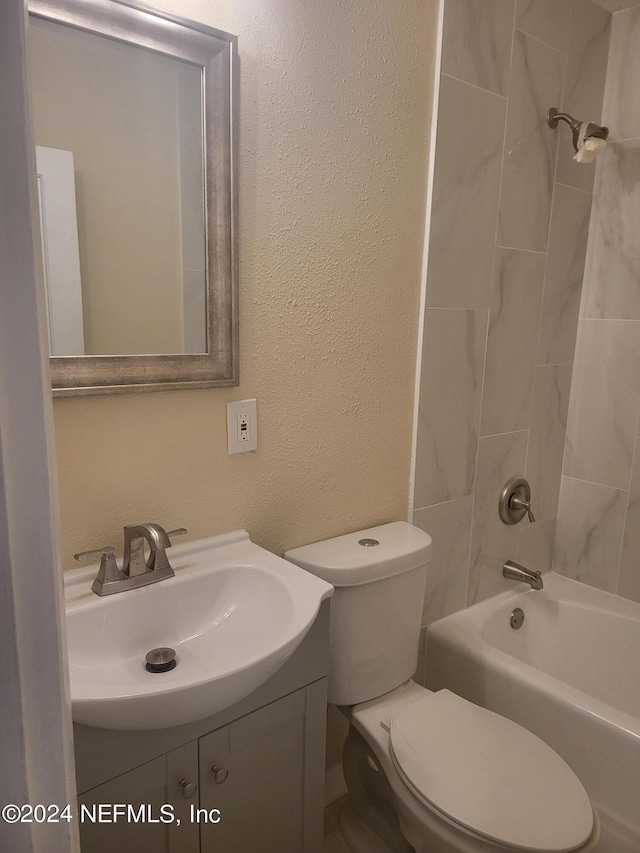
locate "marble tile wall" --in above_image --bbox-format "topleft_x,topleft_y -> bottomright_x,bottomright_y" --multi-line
412,0 -> 611,628
554,5 -> 640,603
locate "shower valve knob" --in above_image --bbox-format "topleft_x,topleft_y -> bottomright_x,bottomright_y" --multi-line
509,493 -> 536,524
499,477 -> 536,525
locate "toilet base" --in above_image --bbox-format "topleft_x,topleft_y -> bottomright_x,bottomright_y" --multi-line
342,726 -> 414,852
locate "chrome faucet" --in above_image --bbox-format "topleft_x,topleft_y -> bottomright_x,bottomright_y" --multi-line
503,560 -> 544,590
74,524 -> 188,596
123,523 -> 178,576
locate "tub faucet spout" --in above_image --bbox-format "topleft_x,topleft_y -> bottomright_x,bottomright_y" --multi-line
503,560 -> 543,590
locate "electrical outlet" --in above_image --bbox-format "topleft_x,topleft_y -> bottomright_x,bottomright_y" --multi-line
227,399 -> 257,454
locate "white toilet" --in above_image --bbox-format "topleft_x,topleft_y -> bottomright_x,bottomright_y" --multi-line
285,522 -> 600,853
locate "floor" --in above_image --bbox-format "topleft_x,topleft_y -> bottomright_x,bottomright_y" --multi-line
323,797 -> 353,853
323,796 -> 399,853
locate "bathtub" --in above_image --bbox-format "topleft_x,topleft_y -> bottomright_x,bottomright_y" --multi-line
425,573 -> 640,853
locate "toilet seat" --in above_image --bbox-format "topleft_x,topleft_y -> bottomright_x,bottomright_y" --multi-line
388,690 -> 594,853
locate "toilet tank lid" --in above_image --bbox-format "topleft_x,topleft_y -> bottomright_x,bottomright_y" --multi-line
284,521 -> 432,586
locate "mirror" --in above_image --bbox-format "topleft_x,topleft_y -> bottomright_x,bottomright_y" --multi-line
27,0 -> 238,395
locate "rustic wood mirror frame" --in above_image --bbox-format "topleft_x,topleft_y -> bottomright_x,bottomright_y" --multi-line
28,0 -> 238,396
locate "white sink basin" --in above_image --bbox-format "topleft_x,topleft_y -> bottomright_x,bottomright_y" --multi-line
64,530 -> 333,731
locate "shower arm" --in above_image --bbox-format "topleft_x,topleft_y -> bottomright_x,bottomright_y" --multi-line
547,108 -> 581,134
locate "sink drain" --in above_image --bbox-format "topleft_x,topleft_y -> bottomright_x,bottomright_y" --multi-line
145,647 -> 177,673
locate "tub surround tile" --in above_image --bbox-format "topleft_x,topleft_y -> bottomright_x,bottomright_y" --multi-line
426,75 -> 506,310
497,31 -> 565,252
467,430 -> 528,605
618,438 -> 640,603
554,2 -> 640,605
581,141 -> 640,320
517,517 -> 556,574
415,0 -> 615,615
413,497 -> 472,626
603,5 -> 640,141
563,319 -> 640,490
554,476 -> 626,592
480,248 -> 545,437
516,0 -> 572,52
526,364 -> 572,522
555,0 -> 611,193
414,309 -> 486,507
442,0 -> 515,96
537,184 -> 592,365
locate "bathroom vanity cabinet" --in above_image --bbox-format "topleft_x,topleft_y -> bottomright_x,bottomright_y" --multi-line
73,601 -> 329,853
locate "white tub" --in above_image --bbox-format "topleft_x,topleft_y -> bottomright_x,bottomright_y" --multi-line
425,573 -> 640,853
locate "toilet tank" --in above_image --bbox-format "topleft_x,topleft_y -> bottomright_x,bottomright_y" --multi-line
285,522 -> 432,705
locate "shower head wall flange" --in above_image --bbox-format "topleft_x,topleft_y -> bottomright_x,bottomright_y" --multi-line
548,107 -> 580,133
548,107 -> 609,153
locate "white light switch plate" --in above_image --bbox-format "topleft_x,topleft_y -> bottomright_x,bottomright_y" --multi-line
227,399 -> 257,454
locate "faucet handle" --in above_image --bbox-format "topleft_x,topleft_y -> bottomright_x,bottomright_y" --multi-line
167,527 -> 188,541
74,545 -> 116,563
74,545 -> 123,589
509,494 -> 536,524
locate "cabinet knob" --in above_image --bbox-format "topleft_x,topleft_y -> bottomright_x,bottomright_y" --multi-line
211,765 -> 229,784
179,778 -> 198,799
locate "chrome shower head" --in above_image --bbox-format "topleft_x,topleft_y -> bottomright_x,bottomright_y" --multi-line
548,107 -> 609,163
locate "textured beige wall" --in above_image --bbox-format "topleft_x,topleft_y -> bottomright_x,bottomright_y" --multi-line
52,0 -> 438,568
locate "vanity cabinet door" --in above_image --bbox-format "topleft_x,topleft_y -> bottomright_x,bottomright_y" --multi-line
198,689 -> 306,853
78,740 -> 199,853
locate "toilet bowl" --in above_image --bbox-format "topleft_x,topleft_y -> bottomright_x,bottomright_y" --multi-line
346,681 -> 599,853
285,522 -> 600,853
